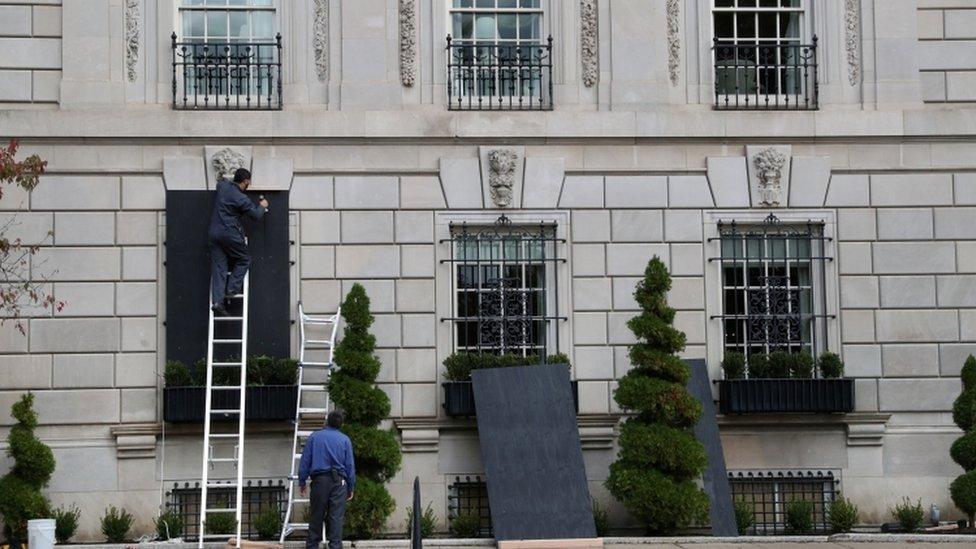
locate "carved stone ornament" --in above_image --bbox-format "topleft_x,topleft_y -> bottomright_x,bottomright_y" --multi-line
753,148 -> 789,207
487,149 -> 519,208
580,0 -> 598,88
125,0 -> 140,82
212,148 -> 248,182
400,0 -> 417,86
313,0 -> 329,82
666,0 -> 680,86
845,0 -> 860,86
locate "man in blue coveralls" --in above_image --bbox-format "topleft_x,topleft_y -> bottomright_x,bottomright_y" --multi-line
209,168 -> 268,316
299,410 -> 356,549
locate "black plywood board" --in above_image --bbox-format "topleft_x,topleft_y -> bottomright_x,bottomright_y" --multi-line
165,190 -> 290,367
471,365 -> 596,541
685,359 -> 738,536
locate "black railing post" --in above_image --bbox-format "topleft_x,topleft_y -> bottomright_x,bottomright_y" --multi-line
171,32 -> 178,109
411,477 -> 423,548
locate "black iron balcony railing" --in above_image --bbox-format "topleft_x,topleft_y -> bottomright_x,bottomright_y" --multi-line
712,36 -> 818,111
171,33 -> 282,111
447,36 -> 553,111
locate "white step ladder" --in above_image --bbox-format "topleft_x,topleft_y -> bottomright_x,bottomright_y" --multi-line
279,302 -> 342,543
198,272 -> 250,549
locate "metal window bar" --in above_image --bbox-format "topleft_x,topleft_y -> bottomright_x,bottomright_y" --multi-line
440,215 -> 566,359
446,36 -> 553,111
729,470 -> 839,535
166,479 -> 288,541
448,475 -> 492,538
709,214 -> 833,375
712,37 -> 818,110
172,33 -> 283,111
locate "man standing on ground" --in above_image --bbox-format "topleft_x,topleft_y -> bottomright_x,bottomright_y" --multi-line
209,167 -> 268,315
299,410 -> 356,549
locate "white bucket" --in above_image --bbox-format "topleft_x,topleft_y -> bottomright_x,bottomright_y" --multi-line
28,518 -> 56,549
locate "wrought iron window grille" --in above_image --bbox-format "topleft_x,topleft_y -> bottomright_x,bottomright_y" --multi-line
729,469 -> 839,534
440,215 -> 566,360
171,33 -> 283,111
446,36 -> 554,111
709,214 -> 834,375
448,475 -> 493,537
712,36 -> 819,110
166,479 -> 287,541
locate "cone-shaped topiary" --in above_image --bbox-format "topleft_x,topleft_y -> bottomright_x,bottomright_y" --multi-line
952,355 -> 976,527
327,284 -> 400,539
0,393 -> 55,545
606,257 -> 709,534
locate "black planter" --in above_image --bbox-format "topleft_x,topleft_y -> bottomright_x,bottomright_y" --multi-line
718,378 -> 855,414
163,385 -> 298,422
443,380 -> 580,417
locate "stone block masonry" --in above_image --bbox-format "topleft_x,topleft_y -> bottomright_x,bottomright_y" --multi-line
0,2 -> 61,102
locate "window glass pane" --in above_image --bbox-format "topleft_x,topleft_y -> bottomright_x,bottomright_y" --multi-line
229,11 -> 248,37
475,0 -> 495,7
497,13 -> 517,40
736,12 -> 756,39
252,11 -> 273,38
714,12 -> 734,39
205,0 -> 227,5
454,0 -> 474,7
207,11 -> 228,37
758,12 -> 777,38
183,11 -> 205,37
250,0 -> 273,5
498,0 -> 517,7
780,12 -> 800,38
519,13 -> 539,40
520,0 -> 539,7
184,0 -> 205,5
475,14 -> 496,40
715,0 -> 734,6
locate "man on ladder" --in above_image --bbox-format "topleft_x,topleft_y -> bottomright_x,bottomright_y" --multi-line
209,167 -> 268,316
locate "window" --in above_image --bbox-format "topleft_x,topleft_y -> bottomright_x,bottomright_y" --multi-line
712,0 -> 818,109
444,215 -> 562,357
166,480 -> 286,541
729,470 -> 839,534
447,0 -> 553,110
173,0 -> 281,110
715,214 -> 830,368
448,475 -> 492,537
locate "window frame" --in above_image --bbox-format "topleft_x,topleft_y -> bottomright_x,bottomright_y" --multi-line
728,469 -> 840,535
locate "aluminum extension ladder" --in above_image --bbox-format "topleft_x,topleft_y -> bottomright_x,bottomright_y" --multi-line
198,272 -> 250,549
279,301 -> 342,543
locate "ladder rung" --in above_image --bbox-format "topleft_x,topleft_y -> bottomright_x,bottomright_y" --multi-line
211,409 -> 241,415
213,339 -> 243,344
296,430 -> 313,438
213,362 -> 243,368
227,293 -> 245,299
285,523 -> 309,531
213,317 -> 244,321
300,362 -> 334,368
299,384 -> 327,391
205,508 -> 237,514
206,482 -> 237,488
209,457 -> 238,463
209,433 -> 241,439
211,386 -> 242,391
293,498 -> 310,504
304,340 -> 333,346
298,407 -> 328,414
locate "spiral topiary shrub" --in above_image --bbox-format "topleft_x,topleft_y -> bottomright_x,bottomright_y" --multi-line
952,355 -> 976,527
328,284 -> 400,539
605,256 -> 709,534
0,393 -> 55,545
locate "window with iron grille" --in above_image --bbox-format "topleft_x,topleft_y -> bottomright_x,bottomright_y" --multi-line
442,215 -> 564,357
166,480 -> 287,541
729,470 -> 839,534
447,1 -> 552,110
448,475 -> 493,537
713,214 -> 832,372
712,0 -> 818,110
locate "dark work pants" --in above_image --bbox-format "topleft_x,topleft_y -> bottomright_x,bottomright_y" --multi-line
307,471 -> 347,549
209,232 -> 250,305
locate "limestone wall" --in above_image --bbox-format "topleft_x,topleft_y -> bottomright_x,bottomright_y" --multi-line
919,0 -> 976,103
0,0 -> 62,103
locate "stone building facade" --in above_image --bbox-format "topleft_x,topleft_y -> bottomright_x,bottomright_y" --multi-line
0,0 -> 975,540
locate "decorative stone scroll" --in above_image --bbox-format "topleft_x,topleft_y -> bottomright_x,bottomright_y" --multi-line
212,148 -> 248,182
753,147 -> 789,207
487,149 -> 519,208
125,0 -> 140,82
666,0 -> 680,86
400,0 -> 417,86
580,0 -> 598,88
845,0 -> 860,86
313,0 -> 329,82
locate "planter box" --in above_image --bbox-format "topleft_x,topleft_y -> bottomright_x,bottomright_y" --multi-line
163,385 -> 298,423
443,380 -> 579,418
718,378 -> 854,414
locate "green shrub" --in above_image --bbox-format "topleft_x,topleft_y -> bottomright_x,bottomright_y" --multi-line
0,393 -> 55,543
592,499 -> 610,537
442,352 -> 573,382
606,257 -> 709,534
828,495 -> 859,534
449,512 -> 482,538
963,356 -> 976,389
101,506 -> 134,542
747,353 -> 771,379
154,509 -> 184,541
818,352 -> 844,379
403,502 -> 437,539
246,355 -> 276,385
722,352 -> 746,380
952,355 -> 976,527
252,506 -> 283,540
951,471 -> 976,529
53,505 -> 81,544
789,353 -> 815,379
733,501 -> 754,535
164,360 -> 192,387
204,511 -> 237,536
766,351 -> 793,378
891,498 -> 925,532
270,358 -> 299,385
952,432 -> 976,471
785,500 -> 814,535
328,284 -> 401,540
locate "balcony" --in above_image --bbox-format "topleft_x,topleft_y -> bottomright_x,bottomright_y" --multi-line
712,37 -> 819,111
446,36 -> 553,111
171,33 -> 282,111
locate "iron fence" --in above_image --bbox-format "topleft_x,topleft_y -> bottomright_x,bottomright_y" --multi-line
712,37 -> 819,110
171,33 -> 283,110
729,470 -> 839,534
166,479 -> 287,541
447,36 -> 553,111
448,475 -> 492,537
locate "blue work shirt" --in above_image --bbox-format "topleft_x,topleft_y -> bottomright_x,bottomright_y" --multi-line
209,179 -> 265,239
298,427 -> 356,492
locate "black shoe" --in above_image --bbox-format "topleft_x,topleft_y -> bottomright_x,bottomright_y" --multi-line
212,303 -> 229,316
